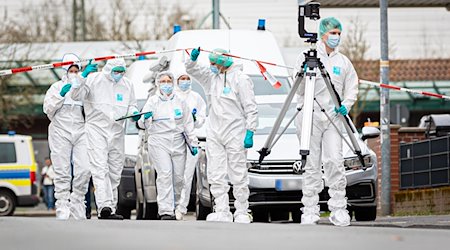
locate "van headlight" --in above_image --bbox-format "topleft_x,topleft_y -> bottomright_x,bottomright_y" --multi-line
344,155 -> 373,170
124,154 -> 137,168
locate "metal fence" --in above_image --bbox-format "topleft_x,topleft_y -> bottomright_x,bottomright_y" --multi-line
400,135 -> 450,189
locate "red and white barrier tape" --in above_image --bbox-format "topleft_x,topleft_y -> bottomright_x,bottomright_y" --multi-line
2,47 -> 448,99
360,80 -> 450,100
0,48 -> 187,77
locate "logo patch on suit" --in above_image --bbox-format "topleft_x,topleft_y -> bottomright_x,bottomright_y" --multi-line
174,108 -> 182,118
333,66 -> 341,76
116,93 -> 123,101
223,86 -> 231,95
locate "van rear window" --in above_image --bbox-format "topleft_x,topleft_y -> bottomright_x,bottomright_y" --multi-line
0,142 -> 17,164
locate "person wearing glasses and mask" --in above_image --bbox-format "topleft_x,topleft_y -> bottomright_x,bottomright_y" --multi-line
71,58 -> 139,220
138,71 -> 198,220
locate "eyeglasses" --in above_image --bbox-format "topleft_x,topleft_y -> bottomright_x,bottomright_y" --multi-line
112,71 -> 125,75
159,80 -> 173,84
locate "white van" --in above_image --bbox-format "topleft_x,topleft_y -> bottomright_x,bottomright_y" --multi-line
0,133 -> 40,216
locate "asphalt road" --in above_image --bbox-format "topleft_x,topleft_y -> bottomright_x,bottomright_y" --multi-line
1,217 -> 450,250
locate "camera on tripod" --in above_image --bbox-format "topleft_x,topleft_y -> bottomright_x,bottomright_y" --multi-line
298,1 -> 321,43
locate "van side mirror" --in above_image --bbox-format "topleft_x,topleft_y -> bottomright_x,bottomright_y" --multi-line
361,126 -> 380,141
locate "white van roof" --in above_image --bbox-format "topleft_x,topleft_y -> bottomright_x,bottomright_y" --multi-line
167,29 -> 289,77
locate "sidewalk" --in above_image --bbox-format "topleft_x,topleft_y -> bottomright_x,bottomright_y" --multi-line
13,204 -> 450,229
320,215 -> 450,229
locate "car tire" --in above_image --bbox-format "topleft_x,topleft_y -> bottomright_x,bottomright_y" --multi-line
291,209 -> 301,223
354,206 -> 377,221
143,202 -> 158,220
136,200 -> 144,220
270,210 -> 290,221
187,173 -> 197,212
252,208 -> 269,223
116,205 -> 132,219
0,190 -> 16,216
196,198 -> 210,220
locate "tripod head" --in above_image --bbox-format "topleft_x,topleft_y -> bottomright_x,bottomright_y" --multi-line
298,1 -> 320,44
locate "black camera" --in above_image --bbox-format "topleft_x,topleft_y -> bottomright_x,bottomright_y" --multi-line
298,1 -> 321,43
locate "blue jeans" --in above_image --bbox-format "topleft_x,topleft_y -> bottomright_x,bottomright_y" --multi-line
43,185 -> 55,210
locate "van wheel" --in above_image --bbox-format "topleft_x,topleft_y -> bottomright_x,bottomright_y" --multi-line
354,206 -> 377,221
136,201 -> 144,220
143,202 -> 158,220
196,198 -> 211,220
252,208 -> 269,223
116,205 -> 132,219
0,190 -> 16,216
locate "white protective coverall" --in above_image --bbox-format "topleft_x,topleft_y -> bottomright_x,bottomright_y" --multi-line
174,73 -> 207,215
43,55 -> 91,220
139,85 -> 198,216
293,41 -> 358,225
185,60 -> 258,221
71,58 -> 138,215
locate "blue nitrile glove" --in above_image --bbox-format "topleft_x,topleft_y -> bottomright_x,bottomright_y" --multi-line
144,111 -> 153,120
192,108 -> 197,122
334,105 -> 348,116
190,47 -> 200,61
81,59 -> 98,78
244,130 -> 254,149
131,111 -> 141,121
60,83 -> 72,97
191,147 -> 198,156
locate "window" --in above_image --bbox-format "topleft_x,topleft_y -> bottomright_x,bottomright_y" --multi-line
0,142 -> 17,164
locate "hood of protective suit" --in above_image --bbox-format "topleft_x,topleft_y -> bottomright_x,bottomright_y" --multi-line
61,53 -> 82,71
102,58 -> 127,82
224,62 -> 243,75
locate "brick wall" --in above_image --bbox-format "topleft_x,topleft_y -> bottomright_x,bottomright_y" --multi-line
366,126 -> 427,214
394,187 -> 450,215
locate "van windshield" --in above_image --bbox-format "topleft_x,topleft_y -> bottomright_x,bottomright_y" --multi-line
256,102 -> 297,135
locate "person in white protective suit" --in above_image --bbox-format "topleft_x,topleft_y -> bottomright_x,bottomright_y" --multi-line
293,17 -> 358,226
185,48 -> 258,223
173,71 -> 206,221
43,53 -> 97,220
71,58 -> 139,220
138,71 -> 198,220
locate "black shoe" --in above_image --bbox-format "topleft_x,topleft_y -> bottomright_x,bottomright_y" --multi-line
160,214 -> 176,220
100,207 -> 112,218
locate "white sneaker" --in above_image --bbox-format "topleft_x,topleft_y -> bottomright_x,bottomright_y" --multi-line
56,203 -> 70,220
70,201 -> 86,220
234,213 -> 252,224
206,212 -> 233,222
175,209 -> 184,221
329,209 -> 351,227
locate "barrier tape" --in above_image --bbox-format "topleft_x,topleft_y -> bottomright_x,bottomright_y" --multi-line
2,48 -> 448,100
360,80 -> 450,100
0,48 -> 187,77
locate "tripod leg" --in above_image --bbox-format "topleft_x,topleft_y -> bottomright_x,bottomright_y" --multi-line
258,72 -> 304,163
318,64 -> 366,169
296,69 -> 317,174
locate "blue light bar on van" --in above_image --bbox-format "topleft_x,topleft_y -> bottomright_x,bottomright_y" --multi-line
173,25 -> 181,34
8,130 -> 16,136
257,19 -> 266,30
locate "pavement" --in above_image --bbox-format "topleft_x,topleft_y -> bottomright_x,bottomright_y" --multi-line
13,202 -> 450,229
1,216 -> 450,250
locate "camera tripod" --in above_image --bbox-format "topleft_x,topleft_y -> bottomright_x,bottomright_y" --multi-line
257,1 -> 366,173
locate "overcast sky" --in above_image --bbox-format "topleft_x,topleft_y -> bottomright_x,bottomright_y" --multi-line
2,0 -> 450,60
